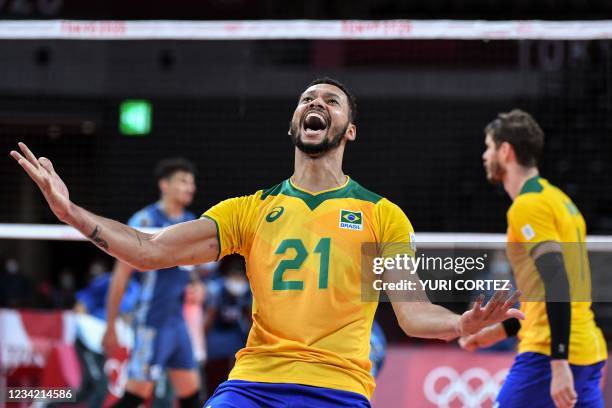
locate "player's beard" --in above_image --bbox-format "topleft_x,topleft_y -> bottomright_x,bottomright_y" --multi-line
486,156 -> 506,184
289,121 -> 348,157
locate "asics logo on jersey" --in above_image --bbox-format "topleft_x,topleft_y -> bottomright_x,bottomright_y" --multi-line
266,206 -> 285,222
339,210 -> 363,231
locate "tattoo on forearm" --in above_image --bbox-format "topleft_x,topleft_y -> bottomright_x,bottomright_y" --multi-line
88,225 -> 109,250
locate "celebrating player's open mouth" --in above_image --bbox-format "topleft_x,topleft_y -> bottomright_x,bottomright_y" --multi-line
302,110 -> 329,140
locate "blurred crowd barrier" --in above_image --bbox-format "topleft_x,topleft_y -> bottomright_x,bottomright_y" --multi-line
0,309 -> 133,407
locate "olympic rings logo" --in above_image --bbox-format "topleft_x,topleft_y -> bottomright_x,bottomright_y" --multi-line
423,366 -> 508,408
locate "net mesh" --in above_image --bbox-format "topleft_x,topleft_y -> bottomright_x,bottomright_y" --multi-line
1,30 -> 611,327
1,38 -> 611,232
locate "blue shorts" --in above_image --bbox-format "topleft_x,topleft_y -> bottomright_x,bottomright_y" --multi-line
127,321 -> 196,381
497,352 -> 605,408
204,380 -> 371,408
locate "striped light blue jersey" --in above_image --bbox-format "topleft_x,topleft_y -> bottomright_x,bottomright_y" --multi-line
129,202 -> 195,327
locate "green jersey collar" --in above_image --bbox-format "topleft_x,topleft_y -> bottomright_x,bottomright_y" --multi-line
519,175 -> 544,195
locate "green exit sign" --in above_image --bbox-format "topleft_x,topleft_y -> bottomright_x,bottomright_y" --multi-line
119,100 -> 152,136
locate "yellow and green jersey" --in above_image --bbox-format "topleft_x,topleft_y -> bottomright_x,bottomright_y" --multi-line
203,177 -> 414,399
506,176 -> 607,364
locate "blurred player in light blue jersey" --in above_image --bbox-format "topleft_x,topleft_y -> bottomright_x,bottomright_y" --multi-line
102,158 -> 201,408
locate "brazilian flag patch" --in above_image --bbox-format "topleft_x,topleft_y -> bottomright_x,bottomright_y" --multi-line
339,210 -> 363,231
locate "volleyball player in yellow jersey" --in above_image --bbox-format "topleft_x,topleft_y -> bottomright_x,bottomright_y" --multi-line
11,78 -> 523,408
460,110 -> 607,408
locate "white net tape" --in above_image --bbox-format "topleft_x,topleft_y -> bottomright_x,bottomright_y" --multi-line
1,224 -> 611,250
0,20 -> 610,40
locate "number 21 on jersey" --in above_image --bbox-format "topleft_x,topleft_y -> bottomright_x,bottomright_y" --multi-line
272,238 -> 331,291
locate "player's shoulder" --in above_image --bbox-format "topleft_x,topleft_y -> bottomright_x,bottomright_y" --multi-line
510,177 -> 554,210
128,203 -> 158,227
511,192 -> 544,211
203,187 -> 271,221
508,178 -> 558,222
340,180 -> 411,221
346,179 -> 384,204
260,180 -> 285,200
367,192 -> 413,234
369,194 -> 404,219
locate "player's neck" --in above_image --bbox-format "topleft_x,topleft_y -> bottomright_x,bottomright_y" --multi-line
292,148 -> 347,193
504,166 -> 539,200
159,197 -> 184,219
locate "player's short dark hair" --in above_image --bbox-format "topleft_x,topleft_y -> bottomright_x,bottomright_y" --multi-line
154,157 -> 196,181
485,109 -> 544,168
306,77 -> 357,124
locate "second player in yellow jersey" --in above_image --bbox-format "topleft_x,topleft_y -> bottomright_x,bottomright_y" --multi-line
506,175 -> 606,365
461,109 -> 607,408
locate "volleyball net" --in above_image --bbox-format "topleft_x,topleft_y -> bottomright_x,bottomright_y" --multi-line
1,18 -> 611,310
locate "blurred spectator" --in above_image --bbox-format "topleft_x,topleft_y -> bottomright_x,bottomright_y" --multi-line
88,258 -> 107,280
370,319 -> 387,378
204,255 -> 252,393
54,267 -> 76,309
0,257 -> 33,308
184,270 -> 208,400
70,262 -> 142,407
34,281 -> 55,309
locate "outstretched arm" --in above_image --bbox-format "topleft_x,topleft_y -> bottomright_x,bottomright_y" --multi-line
384,267 -> 523,341
391,290 -> 523,341
11,142 -> 219,270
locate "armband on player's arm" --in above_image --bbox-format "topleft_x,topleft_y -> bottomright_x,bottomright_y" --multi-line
533,250 -> 571,360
